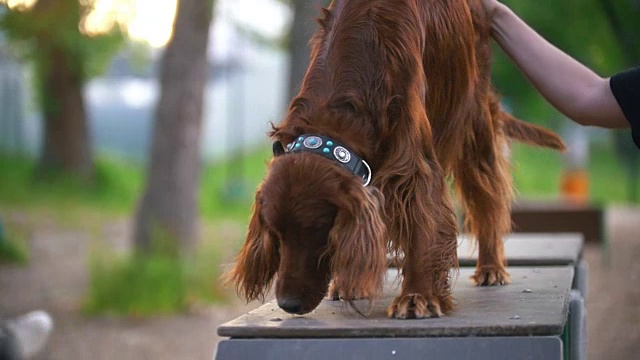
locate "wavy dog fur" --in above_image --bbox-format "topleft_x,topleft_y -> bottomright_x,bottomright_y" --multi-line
226,0 -> 564,319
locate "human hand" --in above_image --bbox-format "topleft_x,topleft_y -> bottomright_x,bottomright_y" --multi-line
481,0 -> 502,19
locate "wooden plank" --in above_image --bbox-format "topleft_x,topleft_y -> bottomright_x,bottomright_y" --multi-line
511,200 -> 604,243
218,267 -> 573,339
457,233 -> 584,267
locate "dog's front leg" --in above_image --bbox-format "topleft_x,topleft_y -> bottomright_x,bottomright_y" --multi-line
378,159 -> 458,319
327,278 -> 372,301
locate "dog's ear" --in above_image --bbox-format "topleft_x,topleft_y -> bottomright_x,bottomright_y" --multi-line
329,186 -> 387,301
225,189 -> 280,302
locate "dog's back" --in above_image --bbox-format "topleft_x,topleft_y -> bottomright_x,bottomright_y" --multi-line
282,0 -> 481,166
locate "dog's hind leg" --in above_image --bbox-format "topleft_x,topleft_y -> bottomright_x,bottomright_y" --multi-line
455,101 -> 512,286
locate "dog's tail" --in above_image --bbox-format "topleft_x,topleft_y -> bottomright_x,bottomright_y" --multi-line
502,111 -> 566,151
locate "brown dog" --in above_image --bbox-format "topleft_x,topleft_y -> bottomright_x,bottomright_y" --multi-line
226,0 -> 565,319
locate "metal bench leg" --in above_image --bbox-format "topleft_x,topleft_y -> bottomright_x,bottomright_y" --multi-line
569,290 -> 587,360
572,260 -> 588,300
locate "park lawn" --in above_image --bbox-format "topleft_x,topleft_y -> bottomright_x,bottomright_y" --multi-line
1,143 -> 636,315
0,143 -> 637,225
0,147 -> 272,223
0,143 -> 637,224
511,143 -> 637,204
0,152 -> 267,315
84,230 -> 233,316
0,222 -> 29,264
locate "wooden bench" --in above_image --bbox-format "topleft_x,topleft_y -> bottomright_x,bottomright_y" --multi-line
511,199 -> 605,243
388,233 -> 587,296
457,233 -> 587,298
457,233 -> 588,360
216,234 -> 586,360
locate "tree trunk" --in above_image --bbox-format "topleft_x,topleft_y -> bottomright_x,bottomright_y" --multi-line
38,46 -> 93,178
134,0 -> 214,254
33,0 -> 93,179
288,0 -> 326,100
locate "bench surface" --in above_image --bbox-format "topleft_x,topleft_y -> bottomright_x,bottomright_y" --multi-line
218,267 -> 573,339
457,233 -> 584,267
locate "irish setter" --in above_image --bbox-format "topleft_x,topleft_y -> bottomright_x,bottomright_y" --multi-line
226,0 -> 565,319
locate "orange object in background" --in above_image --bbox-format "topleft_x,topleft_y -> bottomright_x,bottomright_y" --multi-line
560,169 -> 589,203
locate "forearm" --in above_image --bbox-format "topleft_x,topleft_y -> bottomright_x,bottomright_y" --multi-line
490,4 -> 628,128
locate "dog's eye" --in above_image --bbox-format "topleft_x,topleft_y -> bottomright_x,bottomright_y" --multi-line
310,223 -> 329,233
273,232 -> 284,245
307,218 -> 334,234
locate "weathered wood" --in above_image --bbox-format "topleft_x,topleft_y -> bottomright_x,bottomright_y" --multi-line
218,267 -> 573,339
457,233 -> 584,266
511,200 -> 604,243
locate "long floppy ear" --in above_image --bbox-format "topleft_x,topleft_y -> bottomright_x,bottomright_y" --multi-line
329,186 -> 387,301
224,190 -> 280,302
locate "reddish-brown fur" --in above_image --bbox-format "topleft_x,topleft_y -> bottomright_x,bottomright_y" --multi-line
225,0 -> 565,319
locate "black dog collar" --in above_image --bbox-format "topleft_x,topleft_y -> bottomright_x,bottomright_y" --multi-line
272,135 -> 372,186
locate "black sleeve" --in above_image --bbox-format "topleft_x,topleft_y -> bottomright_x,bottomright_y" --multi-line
610,67 -> 640,149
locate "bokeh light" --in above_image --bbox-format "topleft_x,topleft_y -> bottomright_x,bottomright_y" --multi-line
2,0 -> 178,47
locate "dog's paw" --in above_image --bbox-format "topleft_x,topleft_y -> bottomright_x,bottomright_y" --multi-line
471,265 -> 511,286
327,281 -> 341,301
386,293 -> 445,319
326,280 -> 370,301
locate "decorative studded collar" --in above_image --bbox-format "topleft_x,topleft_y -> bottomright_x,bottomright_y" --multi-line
272,135 -> 372,186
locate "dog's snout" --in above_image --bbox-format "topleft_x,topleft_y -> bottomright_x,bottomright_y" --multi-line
278,298 -> 304,314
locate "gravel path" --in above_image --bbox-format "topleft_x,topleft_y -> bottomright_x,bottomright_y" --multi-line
0,214 -> 258,360
584,207 -> 640,360
1,207 -> 638,359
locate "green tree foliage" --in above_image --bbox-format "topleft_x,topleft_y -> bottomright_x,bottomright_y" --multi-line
492,0 -> 638,128
0,0 -> 124,179
0,0 -> 123,93
493,0 -> 640,202
597,0 -> 640,65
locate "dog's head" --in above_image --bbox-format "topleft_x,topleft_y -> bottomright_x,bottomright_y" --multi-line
227,152 -> 387,315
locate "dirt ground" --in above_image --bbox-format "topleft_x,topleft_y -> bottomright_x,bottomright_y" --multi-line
1,207 -> 639,360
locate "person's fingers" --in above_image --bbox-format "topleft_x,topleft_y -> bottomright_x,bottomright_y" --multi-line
481,0 -> 500,18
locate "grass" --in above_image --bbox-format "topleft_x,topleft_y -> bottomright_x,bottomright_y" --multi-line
0,155 -> 143,222
0,150 -> 272,315
511,142 -> 639,204
0,147 -> 272,222
85,250 -> 187,316
200,147 -> 272,220
0,228 -> 29,264
1,142 -> 635,222
511,144 -> 564,198
2,142 -> 637,315
84,239 -> 229,316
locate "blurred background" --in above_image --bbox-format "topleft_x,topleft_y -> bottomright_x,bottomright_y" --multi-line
0,0 -> 638,359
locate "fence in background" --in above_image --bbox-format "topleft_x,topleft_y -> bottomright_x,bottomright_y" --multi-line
0,47 -> 27,155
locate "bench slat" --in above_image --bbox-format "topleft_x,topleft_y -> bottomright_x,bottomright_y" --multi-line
218,267 -> 573,339
457,233 -> 584,266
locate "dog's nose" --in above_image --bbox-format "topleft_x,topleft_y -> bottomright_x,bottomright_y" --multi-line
278,298 -> 303,314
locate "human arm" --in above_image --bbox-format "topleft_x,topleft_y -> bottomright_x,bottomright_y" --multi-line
483,0 -> 630,129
